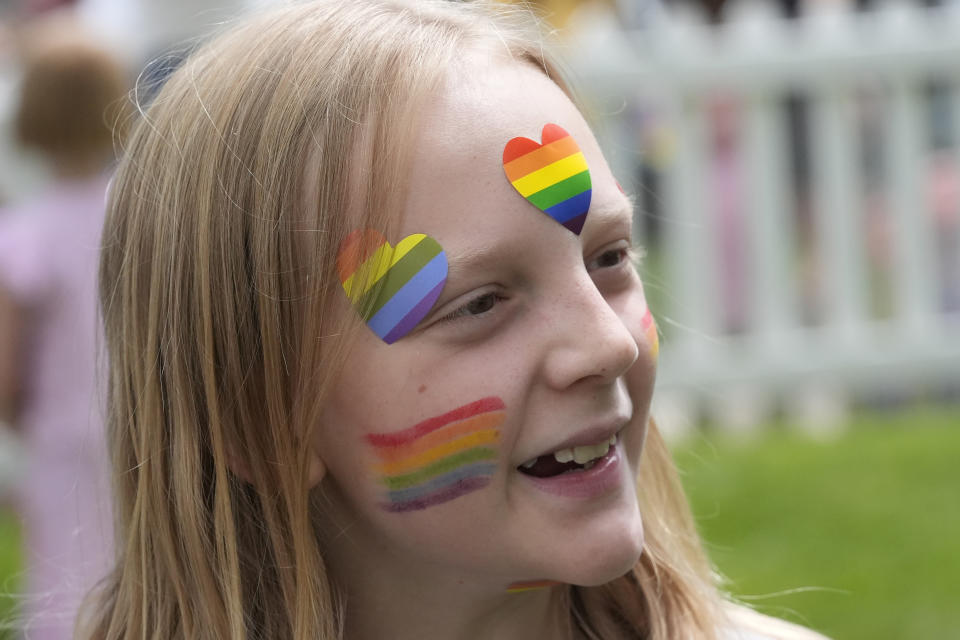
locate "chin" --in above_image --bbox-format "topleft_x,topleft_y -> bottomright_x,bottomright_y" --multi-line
563,513 -> 645,587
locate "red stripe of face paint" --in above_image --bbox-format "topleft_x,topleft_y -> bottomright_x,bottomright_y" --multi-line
365,396 -> 506,448
641,306 -> 654,330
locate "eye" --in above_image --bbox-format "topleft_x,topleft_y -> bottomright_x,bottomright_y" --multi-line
438,291 -> 505,323
585,241 -> 642,294
462,292 -> 497,315
586,242 -> 637,272
588,247 -> 629,270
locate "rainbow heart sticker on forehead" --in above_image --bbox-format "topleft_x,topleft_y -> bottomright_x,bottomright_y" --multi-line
336,229 -> 447,344
502,123 -> 592,234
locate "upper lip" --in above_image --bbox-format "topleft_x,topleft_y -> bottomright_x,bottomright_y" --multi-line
522,414 -> 630,462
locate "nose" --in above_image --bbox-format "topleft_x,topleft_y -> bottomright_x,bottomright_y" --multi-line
540,275 -> 640,390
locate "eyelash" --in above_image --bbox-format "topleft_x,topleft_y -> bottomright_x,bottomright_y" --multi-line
587,247 -> 628,271
586,243 -> 641,272
437,243 -> 641,325
437,290 -> 507,323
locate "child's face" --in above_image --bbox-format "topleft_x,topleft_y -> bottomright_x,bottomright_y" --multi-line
314,59 -> 658,593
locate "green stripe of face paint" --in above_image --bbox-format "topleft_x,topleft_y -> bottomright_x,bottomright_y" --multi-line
354,237 -> 443,320
526,170 -> 591,211
380,446 -> 498,490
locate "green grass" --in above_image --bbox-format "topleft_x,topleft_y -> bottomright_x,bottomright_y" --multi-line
672,407 -> 960,640
0,508 -> 21,640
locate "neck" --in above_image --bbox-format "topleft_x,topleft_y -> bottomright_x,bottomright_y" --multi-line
317,492 -> 576,640
342,574 -> 573,640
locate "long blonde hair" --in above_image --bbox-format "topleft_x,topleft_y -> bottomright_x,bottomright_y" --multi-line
89,1 -> 723,638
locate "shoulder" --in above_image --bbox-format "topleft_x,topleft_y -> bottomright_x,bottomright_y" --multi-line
720,603 -> 831,640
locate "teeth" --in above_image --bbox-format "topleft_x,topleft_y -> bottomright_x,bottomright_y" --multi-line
553,436 -> 615,466
526,433 -> 619,470
572,445 -> 597,464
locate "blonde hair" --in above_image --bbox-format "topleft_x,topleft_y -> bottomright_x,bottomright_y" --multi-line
90,1 -> 724,638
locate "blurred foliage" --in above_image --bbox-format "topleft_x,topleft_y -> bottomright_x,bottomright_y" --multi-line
673,407 -> 960,640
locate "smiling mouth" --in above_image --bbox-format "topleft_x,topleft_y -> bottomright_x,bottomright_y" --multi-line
517,434 -> 618,478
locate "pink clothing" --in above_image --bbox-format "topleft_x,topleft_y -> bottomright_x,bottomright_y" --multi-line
0,175 -> 112,640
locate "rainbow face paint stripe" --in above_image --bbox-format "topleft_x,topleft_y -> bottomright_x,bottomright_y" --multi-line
336,229 -> 447,344
366,397 -> 505,512
506,580 -> 562,594
642,305 -> 659,359
503,123 -> 592,235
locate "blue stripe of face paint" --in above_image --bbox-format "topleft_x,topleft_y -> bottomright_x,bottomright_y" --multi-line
383,462 -> 497,503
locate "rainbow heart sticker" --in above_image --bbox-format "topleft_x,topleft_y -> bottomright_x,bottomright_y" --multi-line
502,123 -> 592,234
336,229 -> 448,344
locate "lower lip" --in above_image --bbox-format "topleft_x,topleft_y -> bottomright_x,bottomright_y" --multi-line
521,443 -> 623,499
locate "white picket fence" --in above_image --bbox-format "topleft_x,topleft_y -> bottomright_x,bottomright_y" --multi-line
568,2 -> 960,428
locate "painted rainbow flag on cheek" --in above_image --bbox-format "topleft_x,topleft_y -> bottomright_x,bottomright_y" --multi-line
641,306 -> 659,359
366,397 -> 505,513
336,229 -> 447,344
506,579 -> 563,594
503,123 -> 592,235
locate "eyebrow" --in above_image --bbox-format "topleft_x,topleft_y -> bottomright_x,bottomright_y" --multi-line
581,198 -> 635,235
442,199 -> 636,281
444,242 -> 509,283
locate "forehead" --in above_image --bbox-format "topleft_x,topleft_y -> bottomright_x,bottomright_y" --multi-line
399,59 -> 617,240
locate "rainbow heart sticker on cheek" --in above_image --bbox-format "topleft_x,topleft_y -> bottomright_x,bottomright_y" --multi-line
336,229 -> 448,344
502,123 -> 592,235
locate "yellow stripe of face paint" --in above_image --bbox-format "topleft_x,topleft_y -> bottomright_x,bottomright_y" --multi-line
375,429 -> 501,475
342,234 -> 427,299
510,152 -> 588,198
647,325 -> 659,358
371,411 -> 506,464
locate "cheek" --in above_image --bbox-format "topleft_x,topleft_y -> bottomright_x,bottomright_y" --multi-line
640,304 -> 659,362
618,288 -> 657,463
361,396 -> 506,513
611,281 -> 659,366
624,278 -> 658,367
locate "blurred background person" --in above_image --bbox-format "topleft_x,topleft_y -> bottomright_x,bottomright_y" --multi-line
0,15 -> 128,640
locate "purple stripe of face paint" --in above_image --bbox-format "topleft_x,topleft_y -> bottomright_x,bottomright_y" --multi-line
384,462 -> 497,503
381,476 -> 491,513
367,251 -> 448,343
